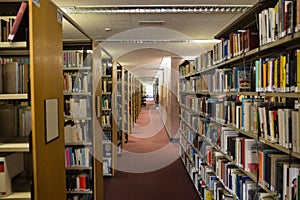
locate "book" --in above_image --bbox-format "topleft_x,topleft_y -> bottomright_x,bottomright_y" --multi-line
292,110 -> 300,152
0,153 -> 24,197
0,64 -> 2,93
3,62 -> 19,94
7,2 -> 27,41
244,139 -> 260,173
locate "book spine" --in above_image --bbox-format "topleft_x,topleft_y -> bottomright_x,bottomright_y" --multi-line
7,2 -> 27,41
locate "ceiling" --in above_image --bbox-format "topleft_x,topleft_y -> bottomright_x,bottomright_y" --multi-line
52,0 -> 258,84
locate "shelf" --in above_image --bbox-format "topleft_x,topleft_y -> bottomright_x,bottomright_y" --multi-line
65,142 -> 92,146
214,0 -> 276,39
259,92 -> 300,98
102,92 -> 112,95
64,117 -> 92,121
66,190 -> 92,194
0,94 -> 28,100
66,166 -> 92,170
0,137 -> 29,152
63,66 -> 91,71
259,137 -> 300,159
0,192 -> 31,200
63,92 -> 91,96
103,173 -> 113,177
0,41 -> 27,49
259,31 -> 300,52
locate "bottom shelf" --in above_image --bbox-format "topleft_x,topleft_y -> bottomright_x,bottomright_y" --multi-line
0,192 -> 30,200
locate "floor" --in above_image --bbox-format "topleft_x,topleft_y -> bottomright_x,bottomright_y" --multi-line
104,101 -> 200,200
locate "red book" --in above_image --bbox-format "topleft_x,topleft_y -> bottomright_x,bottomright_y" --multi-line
79,174 -> 86,191
7,2 -> 27,41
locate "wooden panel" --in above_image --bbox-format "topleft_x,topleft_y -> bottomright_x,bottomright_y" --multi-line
29,0 -> 65,199
92,41 -> 104,200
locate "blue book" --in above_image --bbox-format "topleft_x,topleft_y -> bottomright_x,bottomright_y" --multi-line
232,66 -> 251,92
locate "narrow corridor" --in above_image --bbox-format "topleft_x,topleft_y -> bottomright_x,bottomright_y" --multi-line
104,101 -> 200,200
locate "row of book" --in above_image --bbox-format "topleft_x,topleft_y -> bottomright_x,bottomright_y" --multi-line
103,130 -> 112,141
63,50 -> 92,68
64,97 -> 90,118
0,61 -> 29,94
258,0 -> 300,46
179,60 -> 196,78
181,95 -> 300,153
64,147 -> 91,168
179,66 -> 255,93
103,158 -> 112,175
180,120 -> 300,200
64,120 -> 91,144
179,138 -> 274,200
180,49 -> 300,93
102,79 -> 112,93
0,104 -> 31,137
213,29 -> 259,65
102,113 -> 111,128
63,72 -> 90,93
101,59 -> 112,76
181,117 -> 262,174
255,51 -> 300,93
102,96 -> 111,110
66,173 -> 92,192
103,143 -> 112,158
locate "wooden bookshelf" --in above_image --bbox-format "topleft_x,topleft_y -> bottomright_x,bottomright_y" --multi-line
0,1 -> 66,199
100,49 -> 117,177
61,40 -> 104,200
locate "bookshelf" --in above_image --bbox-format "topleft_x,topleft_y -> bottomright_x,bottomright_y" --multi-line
63,42 -> 94,199
101,49 -> 117,176
63,40 -> 104,200
123,69 -> 130,141
116,63 -> 123,155
179,1 -> 300,199
0,0 -> 66,199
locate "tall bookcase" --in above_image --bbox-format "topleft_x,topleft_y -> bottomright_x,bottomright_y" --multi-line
116,63 -> 123,155
179,1 -> 300,199
101,49 -> 117,176
63,40 -> 103,200
123,68 -> 130,141
0,0 -> 66,199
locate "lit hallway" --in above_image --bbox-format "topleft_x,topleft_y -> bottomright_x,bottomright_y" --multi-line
104,101 -> 200,200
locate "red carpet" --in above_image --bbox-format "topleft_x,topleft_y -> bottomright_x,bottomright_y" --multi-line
104,101 -> 200,200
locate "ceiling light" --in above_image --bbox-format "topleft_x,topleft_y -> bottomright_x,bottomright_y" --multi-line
105,28 -> 111,31
62,5 -> 252,14
98,39 -> 221,44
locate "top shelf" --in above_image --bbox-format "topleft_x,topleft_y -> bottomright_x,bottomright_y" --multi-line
180,31 -> 300,79
215,0 -> 277,39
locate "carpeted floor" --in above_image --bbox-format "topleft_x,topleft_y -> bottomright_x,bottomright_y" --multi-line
104,101 -> 200,200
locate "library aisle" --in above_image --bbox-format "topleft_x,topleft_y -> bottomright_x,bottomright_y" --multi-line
104,101 -> 199,200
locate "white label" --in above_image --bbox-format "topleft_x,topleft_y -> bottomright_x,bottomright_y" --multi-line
32,0 -> 40,7
57,9 -> 63,24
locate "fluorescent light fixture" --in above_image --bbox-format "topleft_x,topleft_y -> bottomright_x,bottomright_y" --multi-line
99,39 -> 220,44
61,5 -> 251,14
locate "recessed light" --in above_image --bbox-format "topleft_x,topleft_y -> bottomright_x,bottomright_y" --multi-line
105,28 -> 111,31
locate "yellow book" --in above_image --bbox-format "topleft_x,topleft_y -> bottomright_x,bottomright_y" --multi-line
282,55 -> 287,92
296,49 -> 300,92
206,190 -> 212,200
274,58 -> 278,91
263,60 -> 267,91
